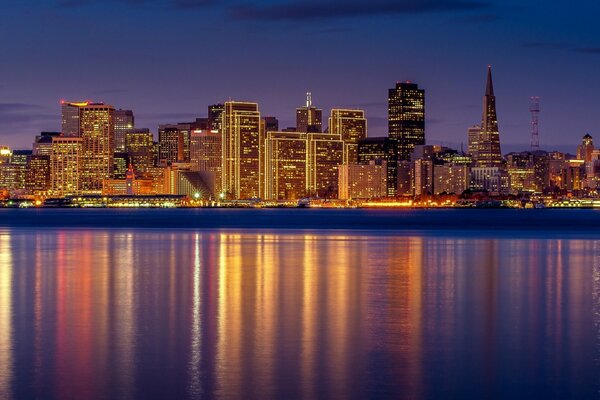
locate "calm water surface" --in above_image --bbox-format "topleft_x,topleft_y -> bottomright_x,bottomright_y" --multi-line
1,209 -> 600,399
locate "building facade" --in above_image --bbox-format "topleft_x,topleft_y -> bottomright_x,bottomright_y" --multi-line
80,103 -> 115,194
329,109 -> 367,165
221,101 -> 263,199
388,82 -> 425,161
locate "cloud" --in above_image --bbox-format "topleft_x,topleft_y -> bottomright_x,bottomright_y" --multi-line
232,0 -> 489,21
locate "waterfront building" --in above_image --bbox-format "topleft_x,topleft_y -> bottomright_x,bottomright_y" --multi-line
388,82 -> 425,161
338,160 -> 387,200
470,167 -> 509,193
79,103 -> 115,194
114,109 -> 134,152
329,109 -> 367,164
221,101 -> 262,199
177,171 -> 214,200
433,164 -> 470,195
306,133 -> 344,198
7,150 -> 31,191
162,163 -> 213,198
25,154 -> 51,194
125,129 -> 155,173
102,165 -> 154,196
0,164 -> 24,191
113,152 -> 130,179
506,152 -> 539,193
50,137 -> 82,196
296,93 -> 322,133
475,67 -> 503,167
357,137 -> 398,197
264,131 -> 308,200
190,129 -> 222,193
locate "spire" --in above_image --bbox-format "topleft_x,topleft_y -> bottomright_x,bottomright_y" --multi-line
486,65 -> 494,96
306,92 -> 312,107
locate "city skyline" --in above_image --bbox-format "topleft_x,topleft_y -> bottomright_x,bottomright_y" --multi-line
1,1 -> 600,151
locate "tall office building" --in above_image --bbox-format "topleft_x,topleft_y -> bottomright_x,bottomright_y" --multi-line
80,103 -> 115,193
577,134 -> 594,162
467,125 -> 481,159
388,82 -> 425,161
222,101 -> 262,199
358,137 -> 398,197
296,93 -> 322,133
114,109 -> 134,152
158,123 -> 191,164
307,133 -> 345,198
61,101 -> 88,137
190,129 -> 222,193
158,125 -> 181,164
208,104 -> 225,132
125,129 -> 155,173
25,155 -> 50,194
33,132 -> 61,156
264,131 -> 308,200
475,67 -> 503,167
263,116 -> 279,133
329,109 -> 367,164
50,137 -> 82,196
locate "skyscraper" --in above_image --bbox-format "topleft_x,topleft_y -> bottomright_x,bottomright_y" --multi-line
208,104 -> 224,132
467,125 -> 481,159
263,116 -> 279,133
296,93 -> 322,133
306,133 -> 345,198
328,109 -> 367,164
190,129 -> 222,193
25,154 -> 50,194
358,137 -> 398,197
158,123 -> 191,164
388,82 -> 425,161
61,101 -> 88,137
79,103 -> 115,194
577,134 -> 594,162
125,129 -> 155,173
221,101 -> 262,199
264,131 -> 308,200
114,109 -> 134,152
50,137 -> 82,196
475,67 -> 503,167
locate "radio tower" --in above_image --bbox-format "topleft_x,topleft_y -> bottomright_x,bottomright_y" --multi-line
530,96 -> 540,151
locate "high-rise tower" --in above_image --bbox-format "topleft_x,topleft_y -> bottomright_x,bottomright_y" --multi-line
221,101 -> 262,199
388,82 -> 425,161
296,93 -> 322,133
475,66 -> 503,167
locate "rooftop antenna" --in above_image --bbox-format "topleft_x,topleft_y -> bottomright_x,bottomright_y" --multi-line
306,92 -> 312,108
530,96 -> 540,151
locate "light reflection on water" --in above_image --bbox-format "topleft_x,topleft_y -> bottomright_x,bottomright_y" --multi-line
0,229 -> 599,399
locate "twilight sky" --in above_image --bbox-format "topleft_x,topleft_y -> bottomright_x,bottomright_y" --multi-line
0,0 -> 599,152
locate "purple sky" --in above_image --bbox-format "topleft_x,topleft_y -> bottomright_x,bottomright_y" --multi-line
0,0 -> 599,153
